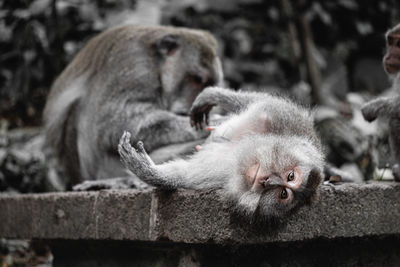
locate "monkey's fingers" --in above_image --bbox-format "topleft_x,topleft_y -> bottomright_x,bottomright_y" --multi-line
136,141 -> 155,166
136,141 -> 145,152
198,111 -> 209,130
190,104 -> 214,130
197,121 -> 204,130
136,141 -> 150,158
190,116 -> 197,128
118,131 -> 136,162
190,112 -> 204,130
120,131 -> 131,145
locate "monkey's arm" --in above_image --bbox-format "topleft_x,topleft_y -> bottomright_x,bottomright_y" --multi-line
98,101 -> 209,153
361,96 -> 400,122
134,110 -> 210,151
190,87 -> 264,129
118,131 -> 187,189
149,140 -> 203,164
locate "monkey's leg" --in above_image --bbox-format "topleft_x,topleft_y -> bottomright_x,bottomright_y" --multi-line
100,107 -> 209,154
118,131 -> 185,189
389,118 -> 400,181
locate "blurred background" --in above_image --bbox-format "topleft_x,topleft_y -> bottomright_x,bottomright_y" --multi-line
0,0 -> 400,193
1,0 -> 399,129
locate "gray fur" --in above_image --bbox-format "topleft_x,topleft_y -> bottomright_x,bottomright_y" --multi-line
43,25 -> 222,186
361,23 -> 400,181
119,87 -> 324,221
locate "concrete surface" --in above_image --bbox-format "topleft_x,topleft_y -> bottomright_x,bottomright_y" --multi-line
1,182 -> 400,244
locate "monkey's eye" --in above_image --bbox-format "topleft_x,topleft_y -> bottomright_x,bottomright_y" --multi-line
287,171 -> 295,181
280,188 -> 288,199
204,78 -> 215,87
191,75 -> 203,85
388,36 -> 394,46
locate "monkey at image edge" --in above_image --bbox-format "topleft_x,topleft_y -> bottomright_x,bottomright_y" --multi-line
362,22 -> 400,181
42,25 -> 223,190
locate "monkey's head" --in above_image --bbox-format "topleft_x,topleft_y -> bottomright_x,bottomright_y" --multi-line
384,23 -> 400,76
153,27 -> 223,115
227,135 -> 324,222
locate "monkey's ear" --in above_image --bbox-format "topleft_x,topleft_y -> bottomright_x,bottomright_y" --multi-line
154,34 -> 181,57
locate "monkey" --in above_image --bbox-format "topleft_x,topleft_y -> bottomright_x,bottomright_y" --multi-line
43,25 -> 223,189
361,23 -> 400,181
118,86 -> 324,222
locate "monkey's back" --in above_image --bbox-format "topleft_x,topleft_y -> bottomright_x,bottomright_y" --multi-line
43,25 -> 220,184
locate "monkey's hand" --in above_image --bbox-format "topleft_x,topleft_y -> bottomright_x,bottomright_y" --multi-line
118,131 -> 155,177
118,131 -> 181,189
361,98 -> 390,122
190,90 -> 217,130
190,103 -> 214,130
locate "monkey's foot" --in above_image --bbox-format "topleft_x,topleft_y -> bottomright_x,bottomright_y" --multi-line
324,164 -> 356,184
72,176 -> 149,191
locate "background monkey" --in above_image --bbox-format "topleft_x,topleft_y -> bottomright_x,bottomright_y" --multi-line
43,25 -> 223,188
119,87 -> 324,221
362,23 -> 400,181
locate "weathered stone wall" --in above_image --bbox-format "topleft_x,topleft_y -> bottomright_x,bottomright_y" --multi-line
1,182 -> 400,243
1,182 -> 400,265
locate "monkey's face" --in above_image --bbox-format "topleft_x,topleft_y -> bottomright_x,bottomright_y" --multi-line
229,135 -> 324,221
158,33 -> 223,115
384,25 -> 400,75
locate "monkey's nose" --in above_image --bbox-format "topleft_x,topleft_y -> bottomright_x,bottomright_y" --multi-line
260,175 -> 284,188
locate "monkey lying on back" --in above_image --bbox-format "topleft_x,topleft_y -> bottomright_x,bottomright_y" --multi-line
362,23 -> 400,181
43,25 -> 222,188
119,87 -> 324,221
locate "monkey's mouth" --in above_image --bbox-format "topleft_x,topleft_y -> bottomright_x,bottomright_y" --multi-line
384,60 -> 400,74
386,64 -> 400,73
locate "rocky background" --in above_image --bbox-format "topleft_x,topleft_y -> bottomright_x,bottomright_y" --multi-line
0,0 -> 400,193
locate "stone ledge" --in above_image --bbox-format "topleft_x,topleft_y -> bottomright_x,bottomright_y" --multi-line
1,182 -> 400,244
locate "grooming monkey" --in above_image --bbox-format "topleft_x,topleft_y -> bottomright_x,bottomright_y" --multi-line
361,23 -> 400,181
119,87 -> 324,221
43,25 -> 223,188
